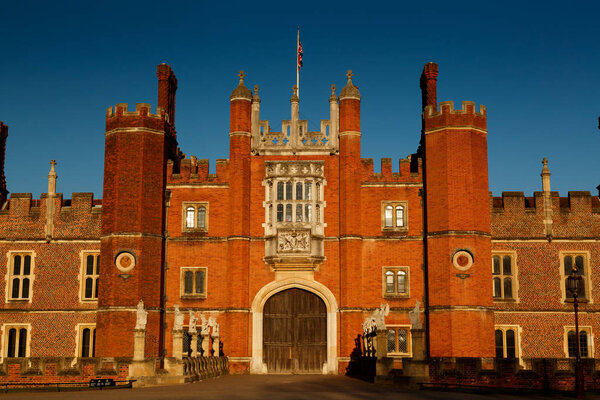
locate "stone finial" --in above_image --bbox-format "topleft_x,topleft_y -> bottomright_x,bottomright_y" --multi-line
290,85 -> 299,103
230,70 -> 252,100
48,160 -> 57,195
329,84 -> 337,102
252,84 -> 261,103
340,69 -> 361,100
541,157 -> 551,192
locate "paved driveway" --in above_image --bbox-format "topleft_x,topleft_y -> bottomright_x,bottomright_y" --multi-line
0,375 -> 597,400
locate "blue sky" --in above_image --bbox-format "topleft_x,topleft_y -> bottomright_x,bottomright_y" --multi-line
0,0 -> 598,199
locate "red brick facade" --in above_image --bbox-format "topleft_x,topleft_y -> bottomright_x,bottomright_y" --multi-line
0,62 -> 598,380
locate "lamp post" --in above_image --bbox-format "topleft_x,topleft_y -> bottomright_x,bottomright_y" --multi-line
566,266 -> 585,399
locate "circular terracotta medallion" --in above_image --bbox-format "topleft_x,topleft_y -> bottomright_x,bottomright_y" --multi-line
115,252 -> 136,273
452,250 -> 474,271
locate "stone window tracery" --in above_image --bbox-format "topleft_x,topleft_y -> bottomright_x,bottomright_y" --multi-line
81,252 -> 99,301
381,201 -> 408,231
7,252 -> 34,302
182,203 -> 208,232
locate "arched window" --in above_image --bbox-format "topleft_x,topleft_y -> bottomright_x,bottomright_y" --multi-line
568,330 -> 589,358
7,328 -> 16,357
496,327 -> 518,358
197,206 -> 206,229
296,204 -> 303,222
564,254 -> 588,300
493,277 -> 502,298
305,182 -> 311,200
503,278 -> 513,299
395,206 -> 404,227
316,205 -> 320,223
385,271 -> 394,293
82,328 -> 91,357
195,270 -> 205,294
285,204 -> 292,222
285,182 -> 292,200
184,271 -> 193,294
186,207 -> 195,228
397,270 -> 406,293
82,253 -> 99,300
315,183 -> 320,201
494,329 -> 503,358
9,253 -> 33,300
492,254 -> 516,300
277,182 -> 284,200
296,182 -> 303,200
305,204 -> 311,222
384,206 -> 393,227
277,204 -> 283,222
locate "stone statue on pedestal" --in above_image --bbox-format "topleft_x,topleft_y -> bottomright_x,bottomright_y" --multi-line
189,311 -> 198,333
409,300 -> 422,329
173,304 -> 184,331
135,299 -> 148,330
371,303 -> 390,330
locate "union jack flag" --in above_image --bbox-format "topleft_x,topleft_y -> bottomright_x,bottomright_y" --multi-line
297,39 -> 303,69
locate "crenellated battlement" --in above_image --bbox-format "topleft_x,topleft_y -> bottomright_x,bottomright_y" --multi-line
0,192 -> 102,240
423,101 -> 487,132
360,156 -> 422,183
106,103 -> 165,119
491,191 -> 600,214
167,157 -> 229,185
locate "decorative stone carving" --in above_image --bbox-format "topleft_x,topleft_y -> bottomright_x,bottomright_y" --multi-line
173,304 -> 184,331
264,161 -> 325,179
277,230 -> 310,253
135,299 -> 148,330
189,310 -> 198,334
208,316 -> 219,336
200,314 -> 210,335
370,304 -> 390,331
409,301 -> 422,329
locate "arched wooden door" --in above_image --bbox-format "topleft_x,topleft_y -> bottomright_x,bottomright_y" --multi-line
263,288 -> 327,373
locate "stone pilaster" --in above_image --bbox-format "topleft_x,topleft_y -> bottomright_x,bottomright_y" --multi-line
172,330 -> 183,360
133,329 -> 146,361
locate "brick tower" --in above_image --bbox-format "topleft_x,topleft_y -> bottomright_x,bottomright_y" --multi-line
227,71 -> 252,308
338,70 -> 363,334
0,122 -> 8,205
421,63 -> 494,357
96,65 -> 178,357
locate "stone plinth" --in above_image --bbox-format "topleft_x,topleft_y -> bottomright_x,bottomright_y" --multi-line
190,331 -> 198,357
173,330 -> 183,360
212,336 -> 220,357
374,329 -> 393,383
201,334 -> 210,357
133,329 -> 146,361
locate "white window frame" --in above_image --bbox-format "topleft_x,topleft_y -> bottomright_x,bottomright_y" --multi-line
386,325 -> 412,357
492,251 -> 519,302
382,266 -> 410,298
180,267 -> 208,299
381,201 -> 408,232
564,326 -> 594,358
74,323 -> 96,358
1,323 -> 31,360
559,251 -> 592,303
79,251 -> 100,302
494,325 -> 522,364
182,202 -> 209,232
5,251 -> 35,303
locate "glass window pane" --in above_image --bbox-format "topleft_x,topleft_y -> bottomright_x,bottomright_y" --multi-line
92,329 -> 96,357
11,278 -> 20,299
503,256 -> 512,275
296,182 -> 303,200
85,278 -> 93,299
296,204 -> 303,222
305,182 -> 311,200
492,256 -> 500,275
95,279 -> 98,299
564,256 -> 573,275
305,205 -> 311,222
13,255 -> 21,275
23,256 -> 31,275
21,279 -> 29,299
398,329 -> 408,353
387,330 -> 396,353
495,330 -> 504,358
277,182 -> 284,200
385,271 -> 394,293
506,330 -> 516,358
18,329 -> 27,357
395,206 -> 404,227
493,278 -> 501,298
96,255 -> 100,274
7,329 -> 16,358
503,278 -> 513,299
277,204 -> 283,222
315,183 -> 320,201
568,331 -> 577,357
397,271 -> 406,293
184,271 -> 193,294
197,207 -> 206,229
86,255 -> 94,275
186,207 -> 195,228
195,271 -> 205,294
575,256 -> 584,275
286,182 -> 292,200
580,331 -> 589,358
316,205 -> 320,223
183,331 -> 191,354
384,206 -> 393,227
286,204 -> 292,222
82,328 -> 90,357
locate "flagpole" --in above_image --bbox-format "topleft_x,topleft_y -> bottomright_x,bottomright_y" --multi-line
297,26 -> 300,99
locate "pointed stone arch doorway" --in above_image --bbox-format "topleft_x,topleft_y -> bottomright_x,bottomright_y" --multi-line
250,278 -> 338,374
